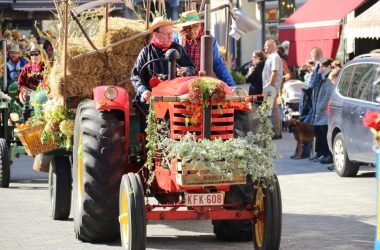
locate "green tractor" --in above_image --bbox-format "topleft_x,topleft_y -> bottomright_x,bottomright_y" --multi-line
0,39 -> 25,187
0,39 -> 48,188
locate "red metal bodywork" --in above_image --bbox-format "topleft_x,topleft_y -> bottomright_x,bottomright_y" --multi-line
151,77 -> 235,193
145,203 -> 256,221
91,80 -> 257,223
145,77 -> 255,222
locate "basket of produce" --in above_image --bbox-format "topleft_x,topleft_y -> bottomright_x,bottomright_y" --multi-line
15,123 -> 59,157
14,98 -> 75,157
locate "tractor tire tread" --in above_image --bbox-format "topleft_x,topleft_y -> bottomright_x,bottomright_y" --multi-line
73,100 -> 126,243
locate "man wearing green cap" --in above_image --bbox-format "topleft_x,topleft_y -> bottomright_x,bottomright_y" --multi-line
175,10 -> 236,87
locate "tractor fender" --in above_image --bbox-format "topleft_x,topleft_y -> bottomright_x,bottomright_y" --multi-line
92,86 -> 130,113
92,86 -> 130,154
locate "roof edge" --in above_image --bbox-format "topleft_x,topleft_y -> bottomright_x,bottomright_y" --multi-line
278,20 -> 341,30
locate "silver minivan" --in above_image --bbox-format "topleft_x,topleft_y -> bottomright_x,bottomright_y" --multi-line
327,54 -> 380,177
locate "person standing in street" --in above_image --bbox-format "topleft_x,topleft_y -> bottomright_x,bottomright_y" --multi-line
290,59 -> 314,159
308,47 -> 324,161
262,39 -> 283,139
246,50 -> 266,95
311,58 -> 335,164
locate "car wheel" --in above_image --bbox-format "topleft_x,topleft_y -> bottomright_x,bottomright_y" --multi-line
333,132 -> 359,177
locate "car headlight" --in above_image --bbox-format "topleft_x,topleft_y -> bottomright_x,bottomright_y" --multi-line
104,86 -> 118,101
10,112 -> 20,122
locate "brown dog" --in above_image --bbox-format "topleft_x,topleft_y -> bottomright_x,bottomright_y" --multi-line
286,118 -> 314,159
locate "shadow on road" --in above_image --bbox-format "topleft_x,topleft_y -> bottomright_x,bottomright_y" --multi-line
146,213 -> 375,250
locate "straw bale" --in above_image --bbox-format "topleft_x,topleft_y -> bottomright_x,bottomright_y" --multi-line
49,17 -> 148,103
96,17 -> 149,56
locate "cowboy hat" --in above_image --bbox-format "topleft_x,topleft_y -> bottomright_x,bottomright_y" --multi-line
148,16 -> 174,33
29,44 -> 41,54
19,36 -> 28,42
175,10 -> 204,28
9,44 -> 20,53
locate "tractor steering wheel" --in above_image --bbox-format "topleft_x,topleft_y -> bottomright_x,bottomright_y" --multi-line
139,58 -> 180,86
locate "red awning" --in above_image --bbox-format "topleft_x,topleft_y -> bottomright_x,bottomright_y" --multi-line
278,0 -> 365,66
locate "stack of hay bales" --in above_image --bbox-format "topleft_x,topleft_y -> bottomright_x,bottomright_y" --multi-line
49,17 -> 149,102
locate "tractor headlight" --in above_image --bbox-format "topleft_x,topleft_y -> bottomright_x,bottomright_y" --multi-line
104,86 -> 118,101
10,112 -> 20,122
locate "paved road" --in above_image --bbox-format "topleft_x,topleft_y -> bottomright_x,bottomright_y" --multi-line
0,132 -> 376,249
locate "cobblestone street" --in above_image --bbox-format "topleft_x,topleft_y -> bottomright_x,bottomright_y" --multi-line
0,132 -> 376,249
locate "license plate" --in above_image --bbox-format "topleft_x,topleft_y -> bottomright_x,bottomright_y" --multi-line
185,192 -> 224,206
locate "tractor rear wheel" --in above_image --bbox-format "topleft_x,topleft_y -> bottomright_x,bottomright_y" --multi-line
252,175 -> 282,250
49,155 -> 72,220
119,173 -> 146,250
73,100 -> 126,242
0,138 -> 10,188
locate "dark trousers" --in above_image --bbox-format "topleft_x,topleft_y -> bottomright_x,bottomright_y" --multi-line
135,98 -> 149,133
313,125 -> 331,157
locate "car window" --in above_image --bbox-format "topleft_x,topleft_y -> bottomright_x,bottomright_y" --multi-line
350,63 -> 377,101
372,64 -> 380,102
337,65 -> 354,97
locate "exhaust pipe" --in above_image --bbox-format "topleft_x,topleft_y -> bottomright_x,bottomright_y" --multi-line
200,2 -> 213,139
200,3 -> 213,77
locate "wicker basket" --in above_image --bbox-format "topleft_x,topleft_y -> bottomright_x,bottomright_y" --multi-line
15,123 -> 59,157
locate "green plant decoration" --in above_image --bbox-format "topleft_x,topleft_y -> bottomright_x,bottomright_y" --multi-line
144,96 -> 278,189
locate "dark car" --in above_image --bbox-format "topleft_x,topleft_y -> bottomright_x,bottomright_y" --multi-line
327,54 -> 380,177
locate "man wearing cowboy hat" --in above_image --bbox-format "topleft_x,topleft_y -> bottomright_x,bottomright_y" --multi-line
131,16 -> 195,104
131,16 -> 196,132
6,44 -> 28,83
175,10 -> 236,87
18,44 -> 45,97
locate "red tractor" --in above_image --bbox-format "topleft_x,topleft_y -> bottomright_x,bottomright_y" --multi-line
73,75 -> 282,250
70,3 -> 281,250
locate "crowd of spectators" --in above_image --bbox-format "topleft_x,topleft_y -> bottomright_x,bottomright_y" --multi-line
0,29 -> 54,95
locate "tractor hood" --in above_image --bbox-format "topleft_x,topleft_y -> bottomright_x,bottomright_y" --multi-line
151,76 -> 233,119
152,76 -> 232,97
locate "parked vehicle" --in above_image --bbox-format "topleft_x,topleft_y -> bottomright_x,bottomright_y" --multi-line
59,3 -> 282,250
327,53 -> 380,177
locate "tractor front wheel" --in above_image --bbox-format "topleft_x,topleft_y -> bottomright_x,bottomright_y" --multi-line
119,173 -> 146,250
73,100 -> 126,242
252,175 -> 282,250
49,155 -> 72,220
212,183 -> 254,241
212,175 -> 282,250
0,138 -> 10,188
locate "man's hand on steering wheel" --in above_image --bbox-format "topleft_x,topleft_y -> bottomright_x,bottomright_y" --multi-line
141,91 -> 152,103
139,58 -> 181,86
177,67 -> 187,77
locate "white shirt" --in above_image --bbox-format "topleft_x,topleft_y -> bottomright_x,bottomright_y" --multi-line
262,52 -> 283,90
